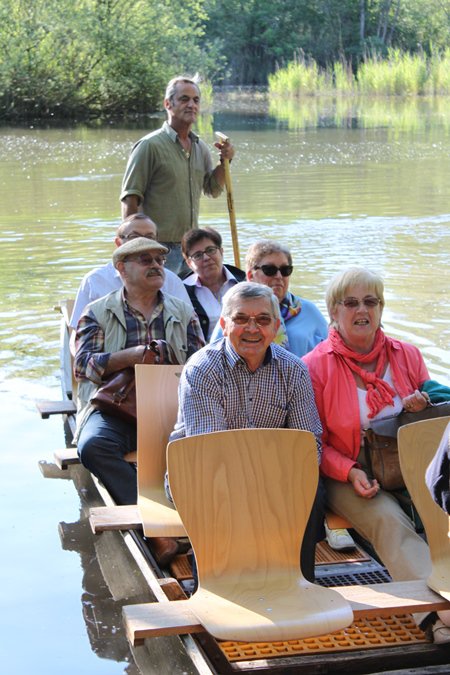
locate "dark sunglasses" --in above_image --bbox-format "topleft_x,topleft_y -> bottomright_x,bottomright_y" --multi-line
253,264 -> 293,277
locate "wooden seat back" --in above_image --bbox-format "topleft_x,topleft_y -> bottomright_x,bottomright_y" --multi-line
398,416 -> 450,601
135,363 -> 186,537
167,428 -> 353,641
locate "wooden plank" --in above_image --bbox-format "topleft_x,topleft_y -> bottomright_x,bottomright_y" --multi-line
36,399 -> 77,419
337,579 -> 450,617
123,580 -> 450,644
89,504 -> 142,534
123,600 -> 205,643
54,448 -> 136,471
54,448 -> 80,470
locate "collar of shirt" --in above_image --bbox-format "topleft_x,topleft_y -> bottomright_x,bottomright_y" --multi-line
163,120 -> 199,145
223,338 -> 276,371
186,265 -> 235,289
121,287 -> 164,321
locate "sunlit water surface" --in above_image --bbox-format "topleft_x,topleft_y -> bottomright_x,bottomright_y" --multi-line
0,96 -> 449,673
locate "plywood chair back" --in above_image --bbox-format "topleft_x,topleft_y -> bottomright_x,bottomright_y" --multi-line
167,428 -> 353,642
398,416 -> 450,601
135,363 -> 186,537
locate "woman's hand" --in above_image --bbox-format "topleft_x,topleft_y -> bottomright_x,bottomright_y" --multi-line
402,389 -> 429,412
348,467 -> 380,498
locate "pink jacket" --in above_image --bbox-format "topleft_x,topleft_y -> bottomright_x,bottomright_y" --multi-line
302,337 -> 429,482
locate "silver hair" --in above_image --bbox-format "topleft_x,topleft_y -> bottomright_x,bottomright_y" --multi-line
165,74 -> 201,104
245,239 -> 292,272
221,282 -> 280,321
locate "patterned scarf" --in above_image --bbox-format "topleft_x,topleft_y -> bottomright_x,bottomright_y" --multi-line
329,327 -> 396,418
273,292 -> 302,350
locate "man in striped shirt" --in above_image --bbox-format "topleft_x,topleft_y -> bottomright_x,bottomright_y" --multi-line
171,281 -> 325,581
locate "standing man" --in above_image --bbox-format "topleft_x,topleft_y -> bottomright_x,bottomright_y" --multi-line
120,75 -> 235,273
69,213 -> 191,331
74,237 -> 205,506
170,282 -> 325,582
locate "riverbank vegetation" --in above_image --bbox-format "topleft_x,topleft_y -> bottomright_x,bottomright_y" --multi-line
269,49 -> 450,97
0,0 -> 449,119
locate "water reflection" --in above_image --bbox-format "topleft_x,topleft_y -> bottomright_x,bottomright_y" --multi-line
269,95 -> 450,132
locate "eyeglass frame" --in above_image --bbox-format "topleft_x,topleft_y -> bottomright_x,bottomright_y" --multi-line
188,245 -> 221,262
253,264 -> 293,277
337,296 -> 381,309
229,313 -> 275,327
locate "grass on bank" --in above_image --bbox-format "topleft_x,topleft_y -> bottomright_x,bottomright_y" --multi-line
269,49 -> 450,97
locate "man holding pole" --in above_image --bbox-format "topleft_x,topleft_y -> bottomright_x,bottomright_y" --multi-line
120,75 -> 235,273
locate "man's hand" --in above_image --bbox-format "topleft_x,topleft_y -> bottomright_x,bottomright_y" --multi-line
214,137 -> 235,162
348,466 -> 380,498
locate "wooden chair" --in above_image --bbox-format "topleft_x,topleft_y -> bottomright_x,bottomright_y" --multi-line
166,428 -> 354,642
90,363 -> 185,535
398,416 -> 450,601
135,363 -> 187,537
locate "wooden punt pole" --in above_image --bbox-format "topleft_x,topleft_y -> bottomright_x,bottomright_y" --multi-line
215,131 -> 240,269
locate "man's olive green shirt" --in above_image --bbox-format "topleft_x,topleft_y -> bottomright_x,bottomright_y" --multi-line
120,122 -> 223,242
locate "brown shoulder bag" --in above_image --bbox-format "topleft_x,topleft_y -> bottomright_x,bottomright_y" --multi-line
90,340 -> 177,425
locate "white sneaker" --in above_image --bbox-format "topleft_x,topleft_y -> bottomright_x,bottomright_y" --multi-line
324,523 -> 356,551
431,619 -> 450,644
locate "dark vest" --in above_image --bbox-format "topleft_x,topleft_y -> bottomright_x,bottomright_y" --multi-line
183,264 -> 246,340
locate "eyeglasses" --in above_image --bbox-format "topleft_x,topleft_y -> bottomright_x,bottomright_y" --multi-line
253,264 -> 293,277
230,313 -> 274,327
189,245 -> 220,262
120,232 -> 156,242
123,254 -> 166,266
338,297 -> 381,309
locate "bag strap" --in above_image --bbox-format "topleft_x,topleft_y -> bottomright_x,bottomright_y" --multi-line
141,339 -> 180,365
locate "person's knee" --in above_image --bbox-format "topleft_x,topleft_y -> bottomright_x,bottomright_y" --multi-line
77,433 -> 100,471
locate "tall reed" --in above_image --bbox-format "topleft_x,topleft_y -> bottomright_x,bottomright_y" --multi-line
269,50 -> 450,97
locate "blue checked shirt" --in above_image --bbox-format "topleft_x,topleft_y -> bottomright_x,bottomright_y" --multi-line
171,338 -> 322,462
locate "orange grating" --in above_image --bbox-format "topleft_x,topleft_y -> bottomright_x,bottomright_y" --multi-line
218,614 -> 428,662
315,540 -> 371,565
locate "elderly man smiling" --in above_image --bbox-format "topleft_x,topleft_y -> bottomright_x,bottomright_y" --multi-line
170,281 -> 325,582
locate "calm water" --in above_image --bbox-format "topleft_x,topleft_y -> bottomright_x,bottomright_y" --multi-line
0,96 -> 449,673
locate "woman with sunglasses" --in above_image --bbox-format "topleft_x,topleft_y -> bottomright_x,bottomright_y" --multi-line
303,267 -> 450,644
246,240 -> 328,356
210,239 -> 328,356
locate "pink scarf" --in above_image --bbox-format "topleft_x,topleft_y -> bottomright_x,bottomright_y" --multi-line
329,328 -> 396,418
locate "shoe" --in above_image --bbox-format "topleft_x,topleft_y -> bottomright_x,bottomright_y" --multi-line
431,619 -> 450,644
147,536 -> 181,567
324,523 -> 356,551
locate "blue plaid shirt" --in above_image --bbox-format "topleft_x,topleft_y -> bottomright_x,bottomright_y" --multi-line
171,338 -> 322,462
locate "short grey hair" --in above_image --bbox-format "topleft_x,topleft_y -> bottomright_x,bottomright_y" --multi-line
221,282 -> 280,321
326,267 -> 385,324
245,239 -> 292,272
165,74 -> 201,104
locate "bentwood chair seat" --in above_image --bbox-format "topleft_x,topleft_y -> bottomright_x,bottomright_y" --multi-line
398,416 -> 450,601
167,428 -> 354,642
